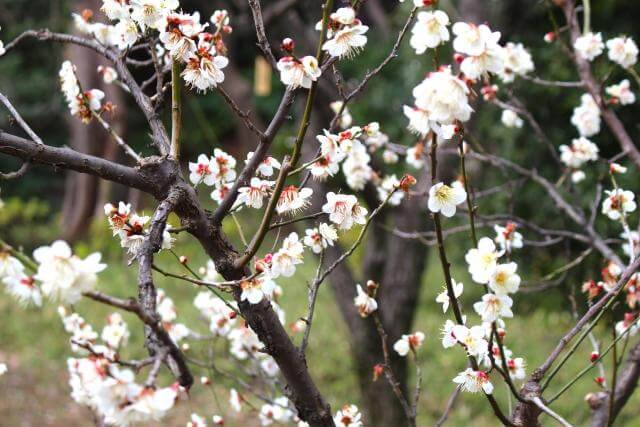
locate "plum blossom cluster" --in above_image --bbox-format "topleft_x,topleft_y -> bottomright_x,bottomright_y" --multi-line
59,60 -> 106,123
319,7 -> 369,59
188,150 -> 237,203
104,202 -> 174,257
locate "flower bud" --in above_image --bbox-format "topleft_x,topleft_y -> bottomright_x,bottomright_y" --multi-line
179,255 -> 188,265
366,280 -> 379,294
372,364 -> 384,381
399,174 -> 417,193
454,53 -> 465,64
200,376 -> 211,385
594,376 -> 605,386
590,351 -> 599,363
544,32 -> 556,43
281,38 -> 295,52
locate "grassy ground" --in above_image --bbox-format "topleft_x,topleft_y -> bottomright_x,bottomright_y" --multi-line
1,224 -> 639,426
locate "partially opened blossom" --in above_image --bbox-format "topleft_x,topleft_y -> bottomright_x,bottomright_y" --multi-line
259,397 -> 294,425
452,22 -> 504,79
473,293 -> 514,322
393,331 -> 425,356
403,105 -> 431,136
574,32 -> 604,61
494,223 -> 523,252
322,192 -> 368,230
228,388 -> 242,412
602,188 -> 637,220
270,232 -> 304,278
409,11 -> 450,54
0,250 -> 25,278
228,326 -> 263,360
212,415 -> 224,425
622,230 -> 640,259
333,404 -> 362,427
616,313 -> 639,337
342,141 -> 373,191
606,36 -> 638,68
101,312 -> 129,349
507,357 -> 526,380
435,280 -> 463,313
160,12 -> 205,61
571,94 -> 601,137
606,79 -> 635,105
240,277 -> 276,305
412,66 -> 473,125
465,237 -> 502,284
0,363 -> 6,376
353,284 -> 377,318
211,148 -> 237,184
33,240 -> 106,304
488,263 -> 521,295
377,175 -> 404,206
453,368 -> 494,394
441,319 -> 459,348
277,56 -> 321,89
405,141 -> 426,168
452,324 -> 489,358
428,182 -> 467,217
187,413 -> 207,427
559,136 -> 599,168
330,101 -> 353,129
276,186 -> 313,215
303,223 -> 338,254
322,20 -> 368,59
501,109 -> 523,128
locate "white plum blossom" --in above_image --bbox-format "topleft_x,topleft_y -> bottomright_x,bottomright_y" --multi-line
308,155 -> 340,180
259,397 -> 294,425
229,388 -> 242,412
240,277 -> 277,305
602,188 -> 637,220
277,56 -> 321,89
559,136 -> 599,168
428,182 -> 467,217
393,331 -> 425,356
276,186 -> 313,215
130,0 -> 178,30
383,149 -> 399,164
187,413 -> 207,427
453,369 -> 494,394
330,101 -> 353,129
246,151 -> 281,177
488,263 -> 521,295
507,357 -> 526,380
499,42 -> 534,82
435,280 -> 463,313
0,363 -> 6,375
189,154 -> 216,186
473,293 -> 513,322
101,312 -> 129,349
574,32 -> 604,61
410,11 -> 450,54
303,223 -> 338,254
97,65 -> 118,84
377,175 -> 404,206
228,326 -> 263,360
0,251 -> 24,278
501,109 -> 523,128
606,79 -> 635,105
465,237 -> 502,284
441,319 -> 459,349
452,324 -> 489,358
333,404 -> 362,427
353,284 -> 377,318
494,223 -> 523,252
606,36 -> 638,68
322,192 -> 368,230
403,106 -> 431,137
182,38 -> 229,93
411,66 -> 473,127
236,177 -> 272,209
322,19 -> 368,59
2,273 -> 42,306
33,240 -> 106,304
452,22 -> 504,79
270,232 -> 304,278
571,170 -> 586,183
571,94 -> 601,137
621,230 -> 640,259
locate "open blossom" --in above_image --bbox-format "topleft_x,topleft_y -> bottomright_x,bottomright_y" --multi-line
452,324 -> 489,358
607,36 -> 638,68
435,280 -> 463,313
303,223 -> 338,254
574,32 -> 604,61
501,109 -> 523,128
606,79 -> 635,105
452,22 -> 503,79
160,12 -> 205,61
130,0 -> 178,30
571,94 -> 601,137
412,66 -> 473,126
2,274 -> 42,306
410,11 -> 450,54
308,155 -> 340,180
428,182 -> 467,217
453,369 -> 494,394
236,177 -> 272,209
602,188 -> 637,220
622,230 -> 640,259
0,250 -> 25,278
507,357 -> 526,380
322,192 -> 368,230
559,136 -> 599,168
499,42 -> 534,82
488,263 -> 521,295
270,232 -> 304,278
259,396 -> 294,425
403,106 -> 431,136
240,276 -> 277,305
494,223 -> 523,252
246,151 -> 281,177
189,154 -> 216,186
474,293 -> 513,322
322,11 -> 368,59
333,404 -> 362,427
616,313 -> 639,337
276,186 -> 313,215
277,56 -> 321,89
354,284 -> 377,318
209,148 -> 237,184
393,331 -> 425,356
33,240 -> 105,304
330,101 -> 353,129
229,326 -> 263,360
465,237 -> 502,284
97,65 -> 118,84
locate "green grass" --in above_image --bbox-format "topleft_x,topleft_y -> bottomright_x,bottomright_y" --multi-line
1,226 -> 639,426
